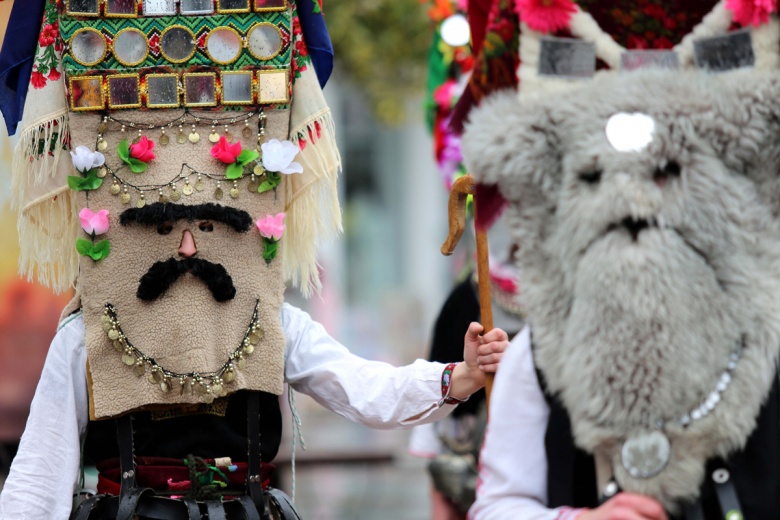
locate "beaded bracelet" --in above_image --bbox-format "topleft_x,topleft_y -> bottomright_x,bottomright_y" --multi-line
437,362 -> 471,407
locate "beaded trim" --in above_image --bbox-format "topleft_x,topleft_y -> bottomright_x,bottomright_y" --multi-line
102,300 -> 263,404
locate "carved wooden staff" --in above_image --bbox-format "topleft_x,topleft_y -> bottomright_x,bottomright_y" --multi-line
441,174 -> 495,409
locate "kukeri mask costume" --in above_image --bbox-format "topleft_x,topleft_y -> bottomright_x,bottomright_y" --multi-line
461,2 -> 780,515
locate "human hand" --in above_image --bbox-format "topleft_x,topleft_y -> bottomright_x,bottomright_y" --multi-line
577,493 -> 668,520
449,323 -> 509,400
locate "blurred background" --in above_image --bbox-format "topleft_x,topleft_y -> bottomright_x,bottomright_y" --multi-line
0,1 -> 475,518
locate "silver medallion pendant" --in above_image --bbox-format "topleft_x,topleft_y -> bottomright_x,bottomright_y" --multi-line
621,430 -> 671,479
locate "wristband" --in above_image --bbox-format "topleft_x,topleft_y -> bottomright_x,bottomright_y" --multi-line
438,362 -> 470,406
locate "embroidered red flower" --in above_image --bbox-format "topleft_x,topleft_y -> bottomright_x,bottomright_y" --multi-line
38,24 -> 57,47
515,0 -> 577,34
726,0 -> 778,27
149,33 -> 161,56
31,70 -> 47,89
129,136 -> 156,163
47,68 -> 61,81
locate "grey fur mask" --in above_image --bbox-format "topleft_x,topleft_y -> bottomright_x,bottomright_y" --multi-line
463,70 -> 780,511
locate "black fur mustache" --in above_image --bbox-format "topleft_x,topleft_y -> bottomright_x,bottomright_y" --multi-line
137,258 -> 236,302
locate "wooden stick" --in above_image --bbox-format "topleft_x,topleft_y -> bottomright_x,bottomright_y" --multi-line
441,175 -> 495,412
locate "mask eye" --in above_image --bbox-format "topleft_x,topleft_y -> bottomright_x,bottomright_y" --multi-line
579,170 -> 602,185
654,160 -> 681,186
157,222 -> 173,235
198,221 -> 214,232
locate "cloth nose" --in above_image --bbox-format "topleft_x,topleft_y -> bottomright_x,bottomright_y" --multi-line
178,230 -> 197,258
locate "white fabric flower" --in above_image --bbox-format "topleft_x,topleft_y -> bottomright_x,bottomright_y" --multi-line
261,139 -> 304,174
70,146 -> 105,173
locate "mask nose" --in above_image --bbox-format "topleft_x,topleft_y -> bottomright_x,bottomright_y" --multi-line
178,230 -> 197,258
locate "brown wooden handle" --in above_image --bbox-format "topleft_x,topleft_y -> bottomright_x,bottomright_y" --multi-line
441,175 -> 476,256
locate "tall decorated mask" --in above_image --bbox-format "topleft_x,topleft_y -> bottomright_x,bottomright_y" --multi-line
12,0 -> 341,420
463,70 -> 780,511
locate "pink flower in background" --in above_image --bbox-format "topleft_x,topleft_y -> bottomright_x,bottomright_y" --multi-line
515,0 -> 577,33
726,0 -> 777,26
211,136 -> 243,164
433,80 -> 459,109
256,213 -> 286,241
129,136 -> 156,162
79,208 -> 110,236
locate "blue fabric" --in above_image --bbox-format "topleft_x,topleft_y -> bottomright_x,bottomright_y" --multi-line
297,1 -> 334,88
0,0 -> 47,135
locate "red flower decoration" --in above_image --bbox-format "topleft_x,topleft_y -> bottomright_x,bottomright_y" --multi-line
31,70 -> 47,89
726,0 -> 777,27
149,33 -> 161,56
210,136 -> 242,164
129,136 -> 156,163
47,68 -> 61,81
38,24 -> 58,47
515,0 -> 577,34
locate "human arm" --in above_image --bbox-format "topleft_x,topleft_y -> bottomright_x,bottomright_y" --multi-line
281,304 -> 506,428
0,313 -> 89,520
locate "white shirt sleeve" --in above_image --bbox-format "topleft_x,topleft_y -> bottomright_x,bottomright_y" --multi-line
282,303 -> 457,428
468,326 -> 577,520
0,313 -> 89,520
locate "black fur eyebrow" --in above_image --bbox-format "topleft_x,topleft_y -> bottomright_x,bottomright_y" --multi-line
120,203 -> 253,232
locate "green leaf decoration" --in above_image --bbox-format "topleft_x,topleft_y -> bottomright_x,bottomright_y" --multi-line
257,180 -> 274,194
262,238 -> 279,264
127,158 -> 147,173
117,139 -> 130,162
237,150 -> 260,167
226,162 -> 245,180
76,238 -> 111,261
68,172 -> 104,192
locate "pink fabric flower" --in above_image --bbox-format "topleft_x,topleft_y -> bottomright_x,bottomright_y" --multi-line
79,208 -> 110,236
256,213 -> 286,241
211,136 -> 243,164
515,0 -> 577,34
726,0 -> 777,27
129,136 -> 156,163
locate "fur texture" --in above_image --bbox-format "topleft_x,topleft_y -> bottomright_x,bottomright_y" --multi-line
120,202 -> 253,233
136,257 -> 236,302
463,70 -> 780,511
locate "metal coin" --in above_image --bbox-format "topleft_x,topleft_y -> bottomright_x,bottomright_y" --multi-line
621,430 -> 671,479
132,135 -> 141,144
211,384 -> 223,396
98,122 -> 108,133
121,192 -> 131,204
214,187 -> 224,200
209,132 -> 220,143
108,329 -> 119,340
195,180 -> 205,191
230,187 -> 240,199
148,373 -> 157,385
177,133 -> 186,144
223,132 -> 233,143
159,195 -> 170,204
202,393 -> 215,404
102,321 -> 113,332
237,358 -> 247,369
188,131 -> 200,144
160,133 -> 170,145
97,167 -> 107,178
248,180 -> 259,193
113,340 -> 124,352
136,198 -> 146,209
242,126 -> 253,139
170,190 -> 181,202
183,184 -> 193,196
134,364 -> 145,377
160,381 -> 170,393
122,354 -> 135,366
110,183 -> 121,195
253,164 -> 265,176
243,344 -> 255,355
223,370 -> 235,383
250,331 -> 264,345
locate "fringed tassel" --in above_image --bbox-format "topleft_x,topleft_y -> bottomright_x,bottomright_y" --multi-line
284,108 -> 342,297
12,111 -> 77,294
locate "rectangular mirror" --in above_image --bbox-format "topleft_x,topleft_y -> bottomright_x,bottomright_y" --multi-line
67,0 -> 100,15
221,72 -> 253,105
181,0 -> 215,14
255,0 -> 287,12
105,0 -> 138,17
257,70 -> 288,104
69,77 -> 105,111
143,0 -> 176,15
108,75 -> 141,110
183,73 -> 217,107
218,0 -> 250,13
146,74 -> 180,108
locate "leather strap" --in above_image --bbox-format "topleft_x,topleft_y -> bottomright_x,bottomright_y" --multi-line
181,497 -> 202,520
71,494 -> 105,520
116,487 -> 153,520
205,500 -> 227,520
267,488 -> 302,520
116,414 -> 136,494
712,466 -> 742,519
236,496 -> 263,520
247,392 -> 269,519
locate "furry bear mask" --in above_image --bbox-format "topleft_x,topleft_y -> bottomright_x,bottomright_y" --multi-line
463,70 -> 780,510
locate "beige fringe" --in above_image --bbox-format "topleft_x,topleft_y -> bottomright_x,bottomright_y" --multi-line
284,108 -> 343,297
12,110 -> 77,293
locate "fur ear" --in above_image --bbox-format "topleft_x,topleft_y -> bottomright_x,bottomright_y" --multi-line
462,90 -> 561,204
